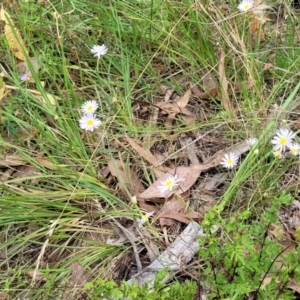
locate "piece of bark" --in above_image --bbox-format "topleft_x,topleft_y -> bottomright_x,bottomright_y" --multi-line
127,221 -> 205,287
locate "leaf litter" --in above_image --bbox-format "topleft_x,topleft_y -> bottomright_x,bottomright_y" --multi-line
2,1 -> 300,298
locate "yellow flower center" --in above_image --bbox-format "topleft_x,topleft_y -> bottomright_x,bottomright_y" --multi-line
291,147 -> 297,154
244,4 -> 249,9
87,119 -> 94,126
87,105 -> 93,111
279,137 -> 287,145
142,214 -> 148,221
227,158 -> 233,164
165,179 -> 173,187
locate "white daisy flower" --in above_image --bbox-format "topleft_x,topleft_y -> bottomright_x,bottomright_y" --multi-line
90,44 -> 108,59
271,128 -> 296,152
158,175 -> 181,195
81,100 -> 98,114
247,137 -> 258,147
289,143 -> 300,156
273,150 -> 283,159
220,153 -> 239,169
137,211 -> 154,227
79,113 -> 102,131
237,0 -> 254,12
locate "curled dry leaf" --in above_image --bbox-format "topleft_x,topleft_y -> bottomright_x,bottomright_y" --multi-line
0,7 -> 29,60
160,84 -> 174,102
125,135 -> 166,178
176,88 -> 191,108
125,135 -> 158,166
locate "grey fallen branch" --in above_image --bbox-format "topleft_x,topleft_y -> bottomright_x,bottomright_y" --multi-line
127,221 -> 208,287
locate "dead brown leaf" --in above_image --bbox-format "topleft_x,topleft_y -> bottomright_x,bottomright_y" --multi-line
218,50 -> 235,117
158,193 -> 189,227
165,112 -> 177,128
108,159 -> 158,212
35,158 -> 57,170
158,194 -> 202,226
250,18 -> 266,42
32,92 -> 58,106
108,159 -> 145,196
125,135 -> 165,178
63,262 -> 88,300
1,7 -> 29,61
190,72 -> 220,99
140,141 -> 251,199
125,136 -> 158,166
139,165 -> 204,199
156,102 -> 193,116
0,292 -> 10,300
160,84 -> 174,102
288,282 -> 300,294
156,101 -> 195,127
176,88 -> 191,108
180,113 -> 196,126
0,155 -> 26,167
263,63 -> 273,71
16,165 -> 38,178
26,270 -> 46,282
69,261 -> 86,287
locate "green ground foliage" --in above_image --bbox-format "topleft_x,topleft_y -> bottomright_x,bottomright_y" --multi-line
1,0 -> 300,299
